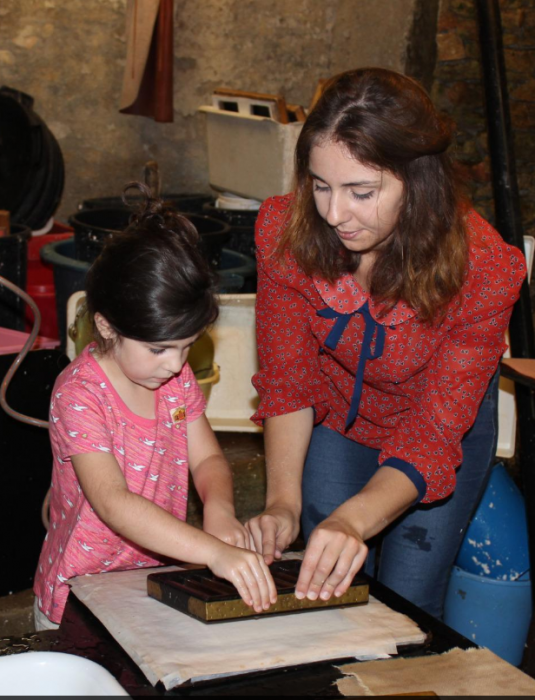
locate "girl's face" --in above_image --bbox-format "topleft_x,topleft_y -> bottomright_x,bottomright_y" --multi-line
309,139 -> 404,263
94,314 -> 200,391
109,336 -> 200,390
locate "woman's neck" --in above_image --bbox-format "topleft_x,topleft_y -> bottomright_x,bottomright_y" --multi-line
354,254 -> 375,292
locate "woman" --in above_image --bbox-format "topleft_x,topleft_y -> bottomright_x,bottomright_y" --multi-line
245,67 -> 526,618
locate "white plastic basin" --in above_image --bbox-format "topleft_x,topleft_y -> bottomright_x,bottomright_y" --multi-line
0,651 -> 129,696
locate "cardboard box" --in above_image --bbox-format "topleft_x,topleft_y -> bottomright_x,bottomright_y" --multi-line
198,106 -> 303,201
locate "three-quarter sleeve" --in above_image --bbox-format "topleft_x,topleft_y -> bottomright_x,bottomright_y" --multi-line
378,231 -> 526,503
251,197 -> 332,425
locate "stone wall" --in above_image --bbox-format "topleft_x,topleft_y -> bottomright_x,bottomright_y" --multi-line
0,0 -> 421,223
432,0 -> 535,240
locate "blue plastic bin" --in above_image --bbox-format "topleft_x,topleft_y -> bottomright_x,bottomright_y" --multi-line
455,462 -> 530,581
444,565 -> 532,666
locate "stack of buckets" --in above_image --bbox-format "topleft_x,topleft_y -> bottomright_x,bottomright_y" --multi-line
25,222 -> 73,339
444,462 -> 532,665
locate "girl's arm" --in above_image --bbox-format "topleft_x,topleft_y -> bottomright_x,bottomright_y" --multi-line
187,413 -> 249,548
71,452 -> 277,612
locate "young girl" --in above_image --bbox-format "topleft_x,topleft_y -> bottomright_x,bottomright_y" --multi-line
33,186 -> 276,630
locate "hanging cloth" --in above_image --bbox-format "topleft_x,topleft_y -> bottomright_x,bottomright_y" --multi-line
119,0 -> 174,123
317,301 -> 386,431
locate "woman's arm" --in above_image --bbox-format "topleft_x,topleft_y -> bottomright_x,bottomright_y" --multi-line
72,451 -> 277,612
296,466 -> 417,601
246,407 -> 314,563
187,413 -> 249,548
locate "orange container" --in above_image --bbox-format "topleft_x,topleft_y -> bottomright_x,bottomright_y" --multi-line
25,222 -> 73,338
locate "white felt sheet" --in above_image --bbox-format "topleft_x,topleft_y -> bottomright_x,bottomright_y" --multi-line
69,566 -> 426,690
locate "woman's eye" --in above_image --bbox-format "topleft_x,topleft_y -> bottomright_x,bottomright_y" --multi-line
149,348 -> 165,355
313,182 -> 329,192
351,190 -> 374,201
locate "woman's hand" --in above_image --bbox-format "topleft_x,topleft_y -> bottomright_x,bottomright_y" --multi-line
203,502 -> 250,549
295,467 -> 419,601
295,515 -> 368,602
245,504 -> 301,564
207,542 -> 278,613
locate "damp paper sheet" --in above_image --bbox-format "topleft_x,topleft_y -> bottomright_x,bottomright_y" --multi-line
336,646 -> 535,696
69,566 -> 426,690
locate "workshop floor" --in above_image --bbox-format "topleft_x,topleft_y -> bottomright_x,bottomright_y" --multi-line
2,430 -> 535,682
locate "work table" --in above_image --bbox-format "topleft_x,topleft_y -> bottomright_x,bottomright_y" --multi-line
0,577 -> 475,696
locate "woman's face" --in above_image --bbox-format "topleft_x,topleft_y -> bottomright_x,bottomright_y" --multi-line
309,139 -> 404,264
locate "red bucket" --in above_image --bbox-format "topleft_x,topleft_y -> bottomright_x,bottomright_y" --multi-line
25,222 -> 73,338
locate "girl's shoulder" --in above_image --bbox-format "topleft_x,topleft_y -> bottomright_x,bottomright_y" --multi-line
53,345 -> 107,397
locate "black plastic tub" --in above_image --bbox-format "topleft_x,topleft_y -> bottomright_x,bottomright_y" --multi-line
40,240 -> 247,348
0,87 -> 64,231
80,193 -> 215,215
0,223 -> 31,330
202,202 -> 259,258
202,202 -> 259,228
68,208 -> 231,267
219,249 -> 257,292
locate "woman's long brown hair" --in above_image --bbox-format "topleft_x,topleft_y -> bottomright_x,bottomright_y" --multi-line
279,67 -> 468,323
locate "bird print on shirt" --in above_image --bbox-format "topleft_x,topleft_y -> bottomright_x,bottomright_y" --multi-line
128,462 -> 146,472
140,438 -> 156,446
92,443 -> 112,452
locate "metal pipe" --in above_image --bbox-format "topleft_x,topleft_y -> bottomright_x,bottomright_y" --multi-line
477,0 -> 535,615
476,0 -> 535,359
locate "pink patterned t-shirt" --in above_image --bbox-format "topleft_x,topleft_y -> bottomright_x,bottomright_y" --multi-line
33,343 -> 206,623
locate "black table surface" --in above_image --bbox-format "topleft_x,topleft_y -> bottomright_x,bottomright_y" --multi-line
1,575 -> 476,697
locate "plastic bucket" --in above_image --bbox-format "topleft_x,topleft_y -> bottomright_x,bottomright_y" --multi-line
203,202 -> 258,259
0,223 -> 31,330
69,208 -> 230,268
455,462 -> 530,581
40,239 -> 246,347
80,193 -> 214,214
216,271 -> 245,293
219,248 -> 256,292
444,565 -> 532,666
25,225 -> 74,338
40,238 -> 90,348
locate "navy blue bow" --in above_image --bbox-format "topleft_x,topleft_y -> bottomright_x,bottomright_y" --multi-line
317,301 -> 385,430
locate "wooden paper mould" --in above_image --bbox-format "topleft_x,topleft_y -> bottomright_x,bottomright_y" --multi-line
147,559 -> 369,624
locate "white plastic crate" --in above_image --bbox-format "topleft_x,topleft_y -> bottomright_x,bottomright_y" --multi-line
206,294 -> 261,432
198,106 -> 302,201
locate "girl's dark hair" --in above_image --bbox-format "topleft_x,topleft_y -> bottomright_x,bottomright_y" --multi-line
85,183 -> 219,351
280,67 -> 468,323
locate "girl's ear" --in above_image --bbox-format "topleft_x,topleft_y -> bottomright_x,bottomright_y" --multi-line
94,313 -> 116,341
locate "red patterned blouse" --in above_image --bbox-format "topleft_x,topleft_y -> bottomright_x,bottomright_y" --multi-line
251,195 -> 526,503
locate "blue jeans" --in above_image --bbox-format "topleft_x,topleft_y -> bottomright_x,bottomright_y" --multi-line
301,371 -> 500,620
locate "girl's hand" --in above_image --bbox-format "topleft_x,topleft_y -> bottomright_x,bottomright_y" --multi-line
203,502 -> 250,549
295,515 -> 368,602
207,542 -> 278,613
